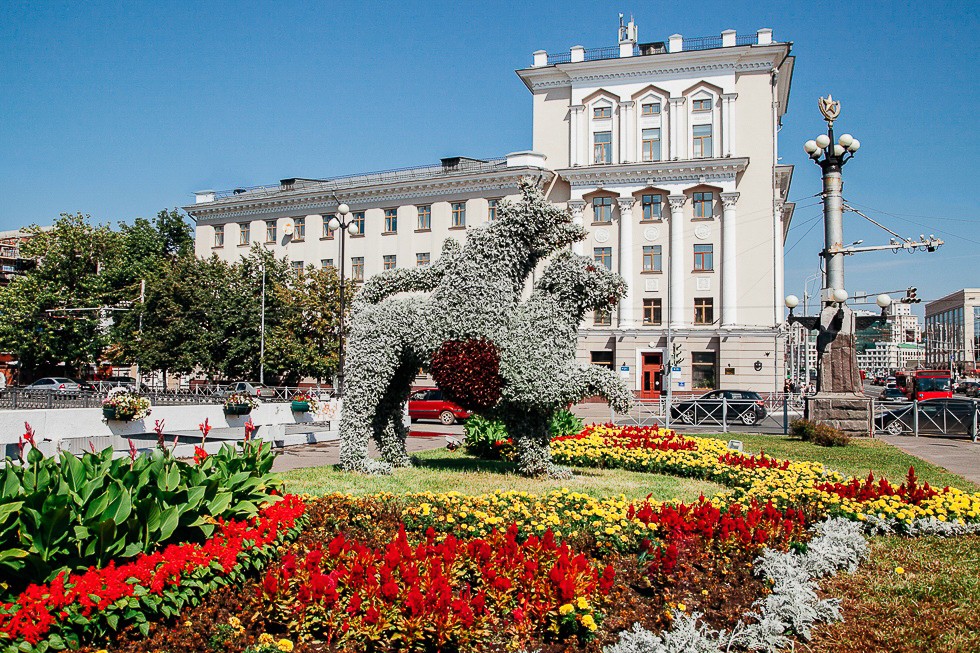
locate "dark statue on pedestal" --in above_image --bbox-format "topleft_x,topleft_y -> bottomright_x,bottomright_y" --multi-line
815,305 -> 863,394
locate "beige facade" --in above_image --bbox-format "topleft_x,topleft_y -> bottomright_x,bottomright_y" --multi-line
925,288 -> 980,373
186,22 -> 796,395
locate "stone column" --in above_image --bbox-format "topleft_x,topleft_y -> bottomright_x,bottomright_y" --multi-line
568,200 -> 586,255
668,97 -> 687,160
721,93 -> 737,157
720,192 -> 739,327
668,194 -> 688,328
619,100 -> 635,163
774,198 -> 785,326
616,196 -> 636,328
570,105 -> 585,166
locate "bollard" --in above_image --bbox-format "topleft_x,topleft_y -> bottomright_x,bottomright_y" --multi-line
783,395 -> 788,434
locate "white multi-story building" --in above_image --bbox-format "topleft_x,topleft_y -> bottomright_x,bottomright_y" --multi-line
925,288 -> 980,374
185,20 -> 796,396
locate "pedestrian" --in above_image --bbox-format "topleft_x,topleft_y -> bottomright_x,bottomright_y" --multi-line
0,372 -> 6,395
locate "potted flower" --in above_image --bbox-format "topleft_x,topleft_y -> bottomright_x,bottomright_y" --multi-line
290,391 -> 321,413
102,392 -> 152,422
224,392 -> 259,416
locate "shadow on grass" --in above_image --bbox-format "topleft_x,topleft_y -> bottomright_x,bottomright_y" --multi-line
411,453 -> 603,478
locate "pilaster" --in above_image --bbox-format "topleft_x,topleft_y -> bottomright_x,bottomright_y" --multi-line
616,196 -> 636,328
721,93 -> 737,157
720,192 -> 740,327
619,100 -> 635,163
568,200 -> 586,255
570,105 -> 585,167
668,97 -> 687,160
667,194 -> 688,328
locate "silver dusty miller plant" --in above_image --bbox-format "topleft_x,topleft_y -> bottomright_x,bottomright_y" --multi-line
338,178 -> 633,476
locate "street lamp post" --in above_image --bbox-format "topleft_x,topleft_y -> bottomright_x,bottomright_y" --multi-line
307,204 -> 360,397
259,263 -> 266,385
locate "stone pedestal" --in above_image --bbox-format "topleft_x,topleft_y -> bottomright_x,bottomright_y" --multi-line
805,393 -> 873,437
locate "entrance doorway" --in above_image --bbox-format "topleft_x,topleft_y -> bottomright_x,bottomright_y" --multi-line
641,352 -> 663,399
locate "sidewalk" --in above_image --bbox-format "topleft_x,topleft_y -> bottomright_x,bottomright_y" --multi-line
877,433 -> 980,485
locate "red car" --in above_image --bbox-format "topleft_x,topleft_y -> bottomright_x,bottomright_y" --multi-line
408,388 -> 470,425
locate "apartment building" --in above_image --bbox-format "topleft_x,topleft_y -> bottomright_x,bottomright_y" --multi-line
185,19 -> 796,395
925,288 -> 980,374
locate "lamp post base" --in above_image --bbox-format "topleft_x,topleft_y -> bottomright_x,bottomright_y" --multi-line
804,392 -> 873,437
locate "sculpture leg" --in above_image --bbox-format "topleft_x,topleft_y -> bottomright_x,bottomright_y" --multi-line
570,364 -> 634,415
373,360 -> 418,468
505,410 -> 572,479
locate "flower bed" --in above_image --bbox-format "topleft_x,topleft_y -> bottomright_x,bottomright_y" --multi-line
0,496 -> 306,651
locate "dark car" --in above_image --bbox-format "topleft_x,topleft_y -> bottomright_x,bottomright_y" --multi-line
878,387 -> 908,404
408,389 -> 470,425
71,378 -> 98,393
956,380 -> 980,397
670,389 -> 767,426
876,398 -> 979,438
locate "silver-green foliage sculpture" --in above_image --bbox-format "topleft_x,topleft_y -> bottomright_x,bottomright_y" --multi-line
339,178 -> 633,476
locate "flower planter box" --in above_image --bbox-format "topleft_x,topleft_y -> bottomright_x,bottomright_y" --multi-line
102,406 -> 117,420
224,404 -> 252,416
291,400 -> 310,413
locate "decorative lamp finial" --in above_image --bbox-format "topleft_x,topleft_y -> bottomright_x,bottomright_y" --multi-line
818,95 -> 841,127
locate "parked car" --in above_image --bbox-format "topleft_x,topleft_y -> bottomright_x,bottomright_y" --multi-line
71,378 -> 98,393
23,377 -> 81,396
222,381 -> 277,399
408,388 -> 470,425
955,380 -> 979,396
669,389 -> 768,426
967,382 -> 980,398
872,375 -> 887,386
878,387 -> 908,404
95,376 -> 149,393
876,398 -> 979,437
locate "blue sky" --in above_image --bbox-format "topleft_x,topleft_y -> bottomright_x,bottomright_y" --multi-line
1,0 -> 977,313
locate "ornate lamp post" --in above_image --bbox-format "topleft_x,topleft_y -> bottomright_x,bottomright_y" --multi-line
306,204 -> 360,397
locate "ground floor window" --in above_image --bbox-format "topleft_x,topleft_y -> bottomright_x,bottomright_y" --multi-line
591,350 -> 614,369
692,351 -> 716,389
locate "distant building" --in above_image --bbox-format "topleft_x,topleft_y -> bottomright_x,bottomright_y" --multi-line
0,228 -> 44,285
186,20 -> 796,395
924,288 -> 980,374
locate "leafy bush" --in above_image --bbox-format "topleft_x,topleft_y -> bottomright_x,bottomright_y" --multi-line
0,433 -> 281,592
790,419 -> 849,447
463,409 -> 583,459
790,418 -> 817,440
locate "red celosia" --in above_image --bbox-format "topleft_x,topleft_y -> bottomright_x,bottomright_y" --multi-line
0,495 -> 305,645
814,466 -> 940,504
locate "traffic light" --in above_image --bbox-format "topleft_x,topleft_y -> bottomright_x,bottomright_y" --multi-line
902,287 -> 920,304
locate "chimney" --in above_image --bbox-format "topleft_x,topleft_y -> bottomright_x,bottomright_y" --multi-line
668,34 -> 683,53
757,28 -> 773,45
722,29 -> 736,47
532,50 -> 547,67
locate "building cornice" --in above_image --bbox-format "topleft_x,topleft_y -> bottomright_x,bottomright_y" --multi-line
516,44 -> 790,92
556,158 -> 748,189
185,167 -> 552,222
579,325 -> 781,339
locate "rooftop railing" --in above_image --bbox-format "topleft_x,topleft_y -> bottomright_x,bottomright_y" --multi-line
543,32 -> 765,67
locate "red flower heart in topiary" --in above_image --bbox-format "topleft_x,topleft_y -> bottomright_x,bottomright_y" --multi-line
430,338 -> 503,412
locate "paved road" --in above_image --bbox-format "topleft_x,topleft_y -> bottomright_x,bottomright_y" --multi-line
877,433 -> 980,484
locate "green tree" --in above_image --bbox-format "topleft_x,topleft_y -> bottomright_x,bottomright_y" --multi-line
266,265 -> 354,384
0,213 -> 121,378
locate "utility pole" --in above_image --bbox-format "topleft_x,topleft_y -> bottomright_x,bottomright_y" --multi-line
259,263 -> 266,385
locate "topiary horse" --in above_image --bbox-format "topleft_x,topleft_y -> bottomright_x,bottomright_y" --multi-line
338,179 -> 633,476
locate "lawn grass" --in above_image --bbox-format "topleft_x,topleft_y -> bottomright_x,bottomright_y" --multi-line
808,535 -> 980,653
696,433 -> 980,492
278,447 -> 726,502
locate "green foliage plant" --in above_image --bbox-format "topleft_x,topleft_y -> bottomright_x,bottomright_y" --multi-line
463,409 -> 583,460
0,425 -> 281,593
791,419 -> 850,447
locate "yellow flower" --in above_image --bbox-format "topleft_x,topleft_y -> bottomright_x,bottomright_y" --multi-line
678,602 -> 687,611
576,596 -> 588,609
95,650 -> 109,653
559,603 -> 574,615
277,640 -> 294,652
183,620 -> 192,627
895,566 -> 905,574
581,614 -> 597,630
228,616 -> 241,629
258,633 -> 275,646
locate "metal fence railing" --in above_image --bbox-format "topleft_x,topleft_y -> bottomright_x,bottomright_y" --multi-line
618,393 -> 804,433
873,399 -> 979,441
0,386 -> 337,411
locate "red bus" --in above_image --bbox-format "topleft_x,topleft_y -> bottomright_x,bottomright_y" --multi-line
895,370 -> 953,401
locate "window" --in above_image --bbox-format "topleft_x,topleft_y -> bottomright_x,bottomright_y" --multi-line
692,351 -> 717,389
693,244 -> 714,271
265,220 -> 276,242
593,105 -> 612,119
593,197 -> 612,223
693,97 -> 712,112
642,245 -> 662,272
693,124 -> 713,158
593,131 -> 612,164
591,351 -> 614,368
641,194 -> 662,220
693,191 -> 714,218
416,252 -> 430,267
384,208 -> 398,233
641,102 -> 661,116
352,212 -> 365,235
641,128 -> 661,162
383,254 -> 397,270
643,298 -> 662,325
293,217 -> 305,241
239,223 -> 250,246
594,247 -> 612,270
321,258 -> 334,269
593,309 -> 611,326
322,215 -> 335,239
290,260 -> 304,276
694,297 -> 714,325
488,199 -> 499,222
351,257 -> 364,282
451,202 -> 466,228
417,205 -> 431,230
213,225 -> 224,247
